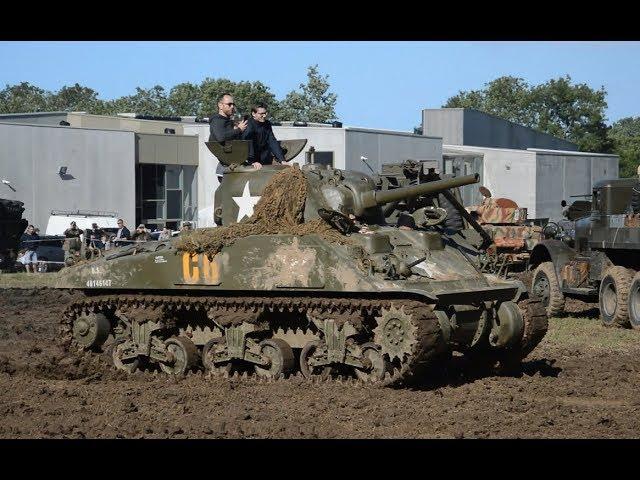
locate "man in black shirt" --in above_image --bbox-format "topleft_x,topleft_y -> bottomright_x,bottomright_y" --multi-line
241,103 -> 288,170
209,93 -> 248,143
209,93 -> 250,179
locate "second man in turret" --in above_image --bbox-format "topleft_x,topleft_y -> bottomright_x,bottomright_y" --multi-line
241,103 -> 288,170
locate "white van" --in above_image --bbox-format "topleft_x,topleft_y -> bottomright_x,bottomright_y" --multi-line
45,210 -> 121,236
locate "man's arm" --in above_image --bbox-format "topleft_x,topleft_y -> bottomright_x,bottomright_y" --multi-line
266,125 -> 286,162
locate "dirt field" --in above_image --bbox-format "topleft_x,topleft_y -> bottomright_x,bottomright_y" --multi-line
1,286 -> 639,439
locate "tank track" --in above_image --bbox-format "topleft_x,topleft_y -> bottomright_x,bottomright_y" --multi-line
60,292 -> 441,387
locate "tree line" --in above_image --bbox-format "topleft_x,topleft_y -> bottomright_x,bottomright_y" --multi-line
0,65 -> 337,124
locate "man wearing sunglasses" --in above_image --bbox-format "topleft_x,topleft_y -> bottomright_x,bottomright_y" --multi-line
210,92 -> 252,179
209,93 -> 248,144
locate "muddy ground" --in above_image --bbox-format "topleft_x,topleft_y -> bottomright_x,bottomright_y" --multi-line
0,287 -> 639,439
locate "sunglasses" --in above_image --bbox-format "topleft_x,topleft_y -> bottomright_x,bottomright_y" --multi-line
223,102 -> 235,106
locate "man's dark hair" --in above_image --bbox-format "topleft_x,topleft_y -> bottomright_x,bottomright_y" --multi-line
251,103 -> 268,114
27,224 -> 34,229
217,92 -> 233,104
117,219 -> 124,223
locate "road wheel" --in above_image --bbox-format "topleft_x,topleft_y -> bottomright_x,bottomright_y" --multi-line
300,340 -> 332,380
599,266 -> 633,328
202,337 -> 234,376
160,336 -> 199,375
628,272 -> 640,330
354,342 -> 389,382
109,338 -> 140,373
254,338 -> 295,379
532,262 -> 565,317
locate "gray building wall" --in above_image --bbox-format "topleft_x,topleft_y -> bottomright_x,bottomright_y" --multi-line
0,123 -> 136,230
423,108 -> 579,151
534,150 -> 619,221
345,129 -> 442,174
274,126 -> 346,168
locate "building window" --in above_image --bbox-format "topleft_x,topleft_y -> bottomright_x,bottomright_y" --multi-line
313,151 -> 334,167
136,164 -> 197,229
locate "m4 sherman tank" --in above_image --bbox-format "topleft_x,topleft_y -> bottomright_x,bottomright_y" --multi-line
54,141 -> 547,386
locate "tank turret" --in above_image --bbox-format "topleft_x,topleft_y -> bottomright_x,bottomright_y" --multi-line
209,140 -> 479,226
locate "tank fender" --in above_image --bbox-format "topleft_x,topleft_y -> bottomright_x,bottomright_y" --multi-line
530,239 -> 576,280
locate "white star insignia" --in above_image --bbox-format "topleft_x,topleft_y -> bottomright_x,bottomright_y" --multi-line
233,181 -> 261,222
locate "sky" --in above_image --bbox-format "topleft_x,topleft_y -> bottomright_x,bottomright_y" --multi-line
0,41 -> 639,131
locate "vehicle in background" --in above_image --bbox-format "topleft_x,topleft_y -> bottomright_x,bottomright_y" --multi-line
0,198 -> 28,272
466,187 -> 544,278
45,210 -> 121,236
40,210 -> 122,269
530,177 -> 640,329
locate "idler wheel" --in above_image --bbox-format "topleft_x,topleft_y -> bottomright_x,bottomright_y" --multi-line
300,340 -> 332,380
202,337 -> 233,376
72,313 -> 110,350
110,338 -> 140,373
354,342 -> 388,382
254,338 -> 294,379
160,336 -> 199,376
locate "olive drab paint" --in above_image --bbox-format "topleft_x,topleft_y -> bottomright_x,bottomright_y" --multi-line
54,139 -> 548,386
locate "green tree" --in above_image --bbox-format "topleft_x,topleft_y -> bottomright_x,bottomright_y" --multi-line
278,65 -> 337,122
167,82 -> 202,116
444,75 -> 612,153
0,82 -> 52,113
446,76 -> 536,127
102,86 -> 171,116
609,117 -> 640,178
49,83 -> 104,113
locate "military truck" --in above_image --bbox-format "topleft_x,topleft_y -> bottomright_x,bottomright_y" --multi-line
529,177 -> 640,328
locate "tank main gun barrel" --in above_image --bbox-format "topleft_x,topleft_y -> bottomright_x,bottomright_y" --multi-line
364,174 -> 480,208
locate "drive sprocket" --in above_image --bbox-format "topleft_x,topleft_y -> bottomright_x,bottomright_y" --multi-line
373,305 -> 418,362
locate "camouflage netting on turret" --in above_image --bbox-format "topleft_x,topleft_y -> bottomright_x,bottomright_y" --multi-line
175,166 -> 350,258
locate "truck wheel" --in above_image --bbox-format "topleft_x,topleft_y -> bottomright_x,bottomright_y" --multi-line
626,271 -> 640,329
532,262 -> 565,317
599,266 -> 633,328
